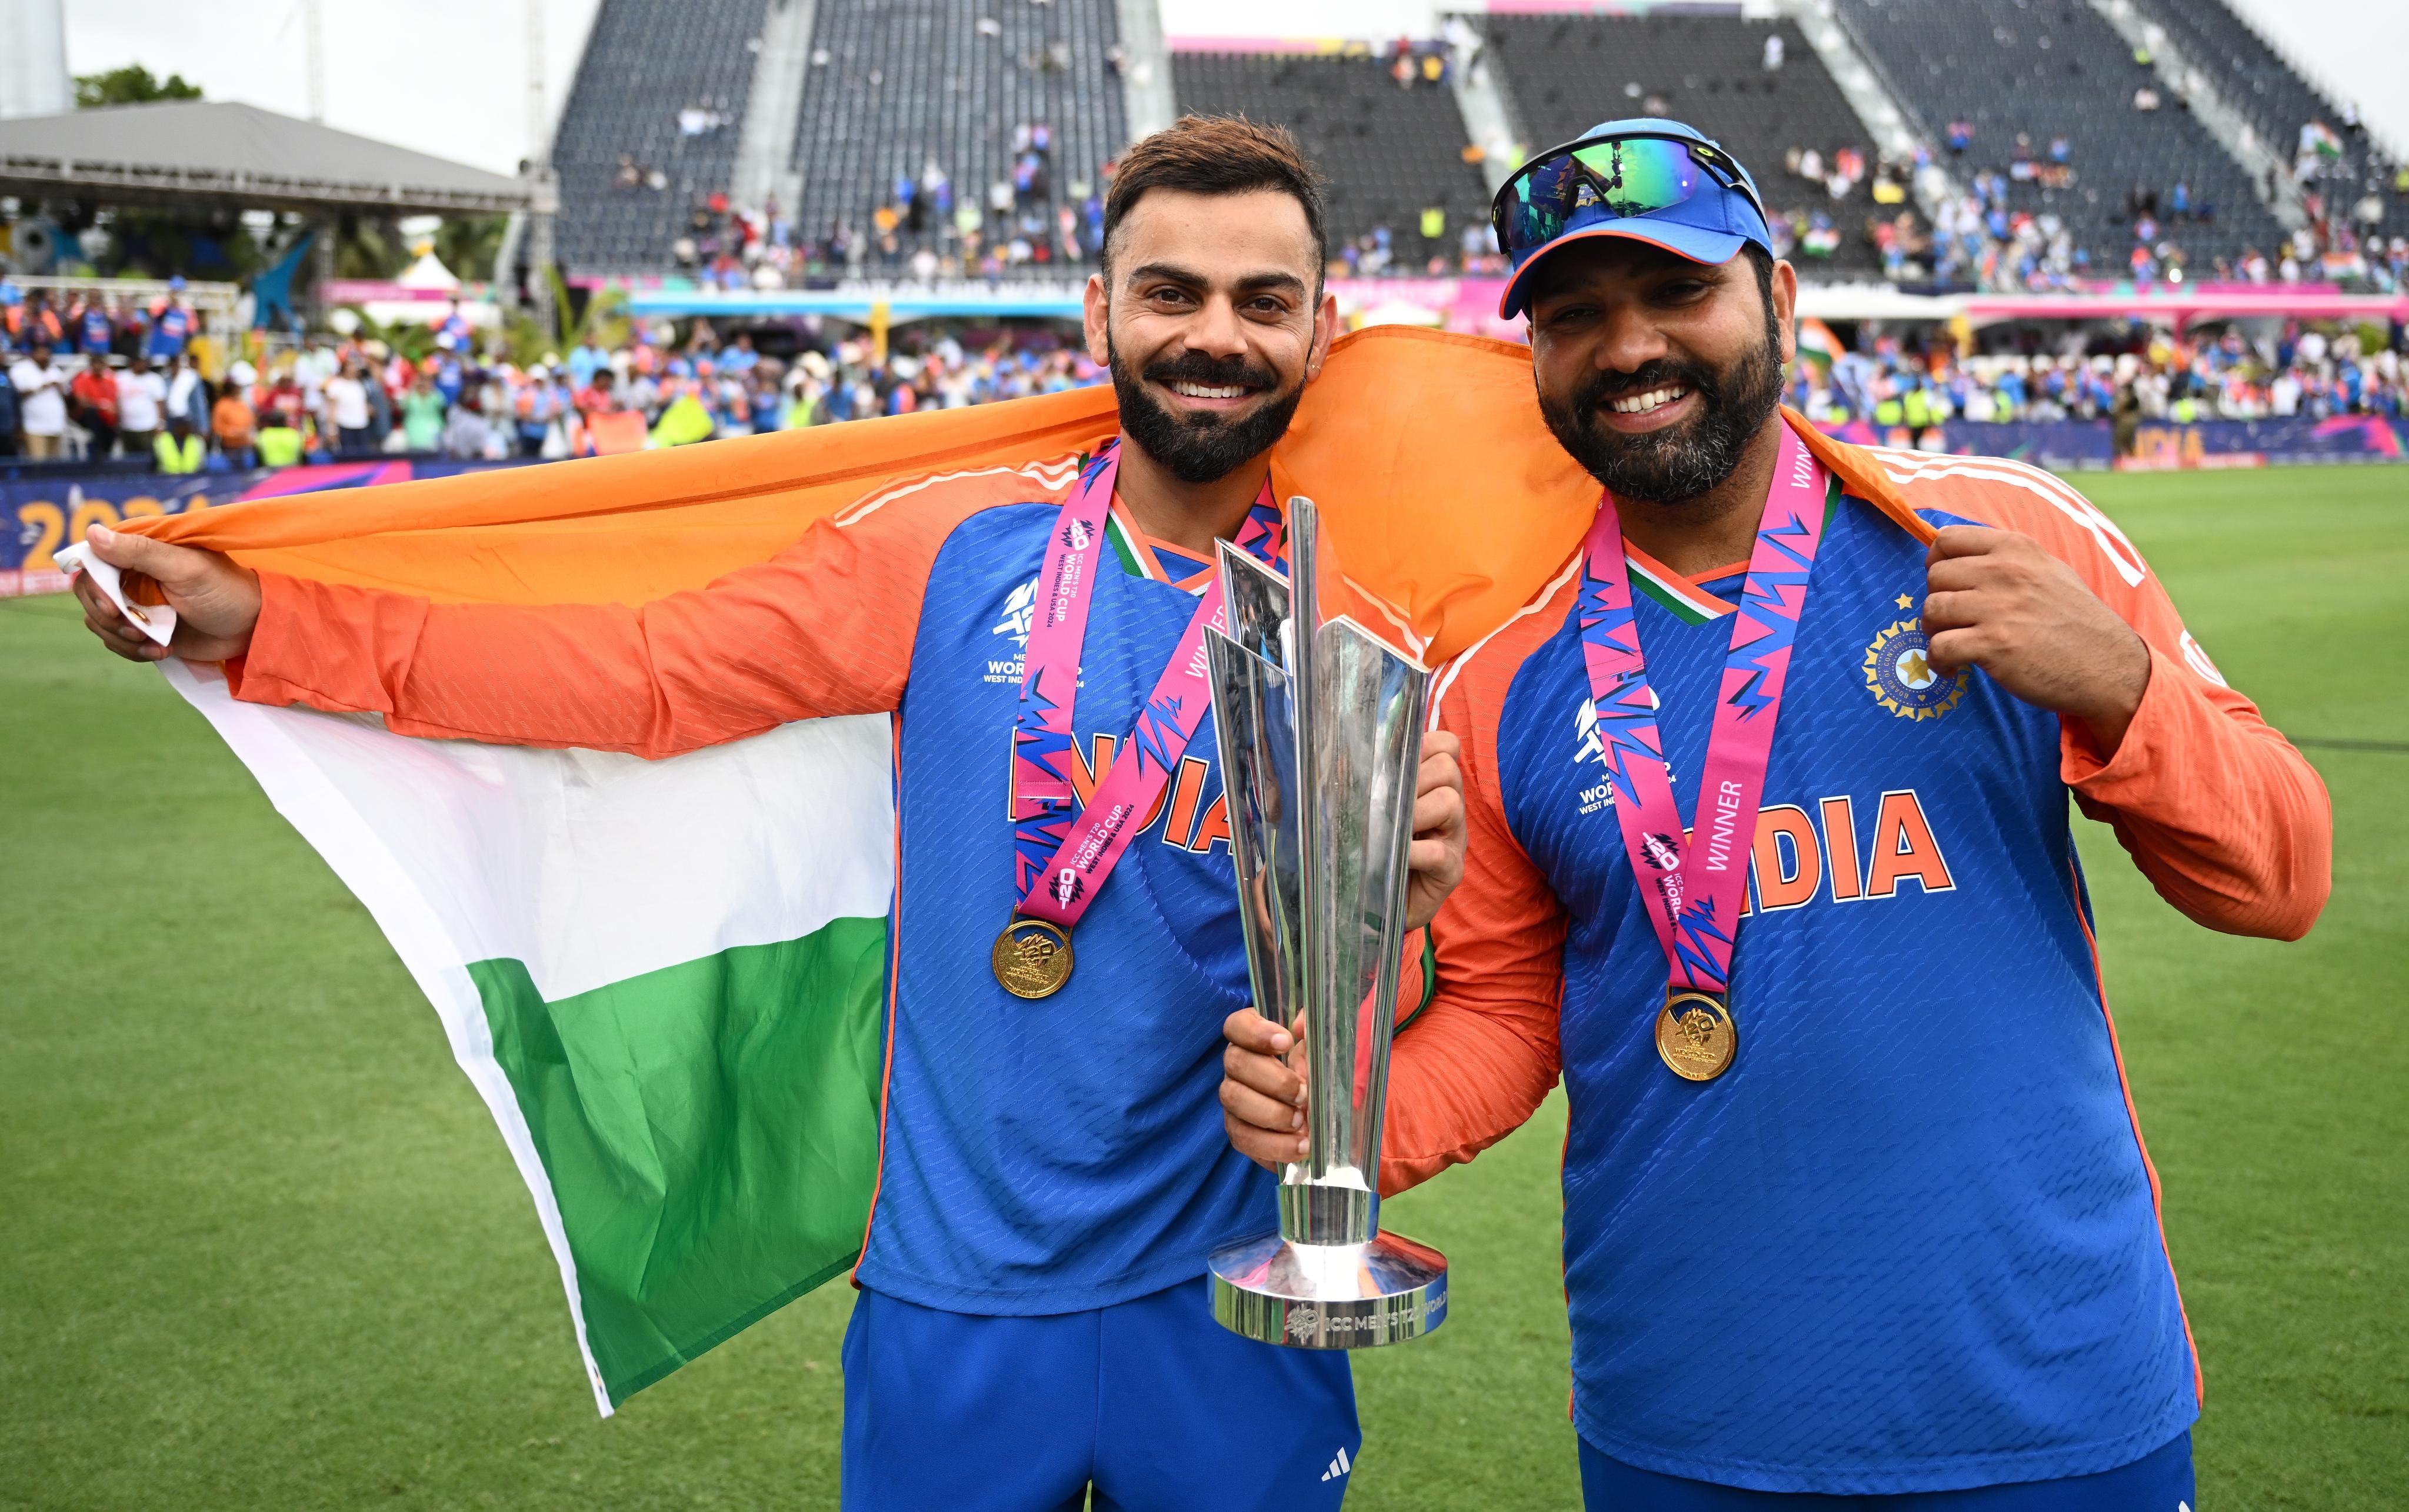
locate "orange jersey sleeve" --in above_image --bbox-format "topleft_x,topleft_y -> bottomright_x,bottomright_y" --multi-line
1377,563 -> 1580,1197
225,465 -> 1069,758
1865,448 -> 2333,940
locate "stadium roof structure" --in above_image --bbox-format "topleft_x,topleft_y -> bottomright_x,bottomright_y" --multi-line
0,101 -> 532,217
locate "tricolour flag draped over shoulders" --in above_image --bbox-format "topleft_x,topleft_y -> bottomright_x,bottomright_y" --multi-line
118,327 -> 1903,1412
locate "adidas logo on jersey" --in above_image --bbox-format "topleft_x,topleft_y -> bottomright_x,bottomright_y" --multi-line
987,579 -> 1037,684
1320,1446 -> 1352,1483
1574,697 -> 1617,815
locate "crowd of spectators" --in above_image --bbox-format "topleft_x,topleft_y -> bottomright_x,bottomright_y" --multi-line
1793,321 -> 2407,448
655,121 -> 1117,289
1869,111 -> 2409,293
0,276 -> 217,467
2288,119 -> 2407,287
1,276 -> 201,368
0,313 -> 1107,468
10,292 -> 2401,470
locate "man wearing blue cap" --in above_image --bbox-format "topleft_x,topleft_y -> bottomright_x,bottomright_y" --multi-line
1222,120 -> 2329,1506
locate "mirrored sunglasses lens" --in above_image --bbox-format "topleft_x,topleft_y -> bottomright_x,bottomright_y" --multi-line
1568,138 -> 1701,216
1503,157 -> 1578,251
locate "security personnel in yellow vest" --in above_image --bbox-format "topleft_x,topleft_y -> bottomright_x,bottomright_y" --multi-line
255,413 -> 308,467
1901,383 -> 1934,429
154,416 -> 206,474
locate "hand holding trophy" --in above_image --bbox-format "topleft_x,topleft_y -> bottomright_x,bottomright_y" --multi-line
1201,496 -> 1448,1350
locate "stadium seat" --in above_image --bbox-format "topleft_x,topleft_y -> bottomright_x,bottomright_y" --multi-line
551,0 -> 772,278
2121,0 -> 2402,240
1484,13 -> 1888,279
1168,51 -> 1492,274
787,0 -> 1128,277
1834,0 -> 2294,270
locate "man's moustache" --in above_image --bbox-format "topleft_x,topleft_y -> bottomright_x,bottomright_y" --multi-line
1144,355 -> 1279,391
1581,364 -> 1715,416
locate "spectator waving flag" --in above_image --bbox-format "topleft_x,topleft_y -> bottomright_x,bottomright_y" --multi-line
1794,316 -> 1844,382
102,328 -> 1625,1413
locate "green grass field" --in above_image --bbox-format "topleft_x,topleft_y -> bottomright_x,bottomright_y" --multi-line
3,466 -> 2403,1510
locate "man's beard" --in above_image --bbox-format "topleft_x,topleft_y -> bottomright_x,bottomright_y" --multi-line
1538,329 -> 1787,506
1110,339 -> 1305,485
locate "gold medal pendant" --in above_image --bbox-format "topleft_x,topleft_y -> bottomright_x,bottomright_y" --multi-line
992,917 -> 1074,999
1654,990 -> 1737,1082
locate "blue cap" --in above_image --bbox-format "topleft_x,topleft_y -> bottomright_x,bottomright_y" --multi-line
1498,118 -> 1774,319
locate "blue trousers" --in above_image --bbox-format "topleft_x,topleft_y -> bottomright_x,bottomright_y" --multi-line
1580,1431 -> 2195,1510
841,1276 -> 1360,1510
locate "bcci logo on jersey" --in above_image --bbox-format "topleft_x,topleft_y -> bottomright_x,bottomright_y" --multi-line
1572,697 -> 1617,816
988,579 -> 1038,684
1864,618 -> 1965,721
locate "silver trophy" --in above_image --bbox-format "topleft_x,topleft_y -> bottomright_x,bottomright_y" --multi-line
1201,496 -> 1448,1350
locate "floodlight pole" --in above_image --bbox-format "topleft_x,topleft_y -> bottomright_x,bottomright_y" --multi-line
303,0 -> 326,124
525,0 -> 560,343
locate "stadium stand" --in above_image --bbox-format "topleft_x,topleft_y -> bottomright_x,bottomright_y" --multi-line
550,0 -> 771,276
2122,0 -> 2403,237
1835,0 -> 2289,271
2128,0 -> 2354,162
789,0 -> 1127,272
1167,51 -> 1491,274
1482,12 -> 1887,279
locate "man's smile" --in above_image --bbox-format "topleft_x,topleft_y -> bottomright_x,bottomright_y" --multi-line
1592,384 -> 1697,433
1158,376 -> 1265,410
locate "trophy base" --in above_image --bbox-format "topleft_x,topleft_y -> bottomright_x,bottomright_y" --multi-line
1207,1229 -> 1448,1349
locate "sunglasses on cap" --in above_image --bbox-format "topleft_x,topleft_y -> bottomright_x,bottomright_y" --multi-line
1491,131 -> 1768,258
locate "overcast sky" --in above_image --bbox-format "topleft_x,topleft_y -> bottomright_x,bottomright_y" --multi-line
61,0 -> 2408,177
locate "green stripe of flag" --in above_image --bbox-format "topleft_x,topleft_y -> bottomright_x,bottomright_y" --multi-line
471,918 -> 890,1404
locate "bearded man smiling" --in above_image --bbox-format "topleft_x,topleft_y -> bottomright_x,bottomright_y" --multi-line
1220,116 -> 2330,1511
72,116 -> 1467,1512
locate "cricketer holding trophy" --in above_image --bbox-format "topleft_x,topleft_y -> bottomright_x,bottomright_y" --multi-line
1222,119 -> 2330,1508
74,117 -> 1467,1511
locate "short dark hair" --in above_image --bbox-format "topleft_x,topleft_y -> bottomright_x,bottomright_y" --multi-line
1741,243 -> 1775,304
1102,115 -> 1328,279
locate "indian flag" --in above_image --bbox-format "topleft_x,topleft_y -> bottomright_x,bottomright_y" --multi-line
161,660 -> 893,1413
105,329 -> 1905,1412
1794,317 -> 1844,383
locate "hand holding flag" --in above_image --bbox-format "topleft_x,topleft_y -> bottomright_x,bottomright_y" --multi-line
70,525 -> 261,665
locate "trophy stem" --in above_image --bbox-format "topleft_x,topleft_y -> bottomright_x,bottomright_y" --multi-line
1280,1179 -> 1373,1246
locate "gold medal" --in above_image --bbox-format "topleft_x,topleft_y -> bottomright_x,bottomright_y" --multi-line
1654,990 -> 1736,1082
991,917 -> 1074,999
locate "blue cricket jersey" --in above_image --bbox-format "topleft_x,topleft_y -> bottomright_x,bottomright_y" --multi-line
1387,433 -> 2327,1494
854,477 -> 1283,1312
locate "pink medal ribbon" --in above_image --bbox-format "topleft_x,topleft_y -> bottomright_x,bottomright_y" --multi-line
1576,424 -> 1829,1072
1009,441 -> 1284,939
